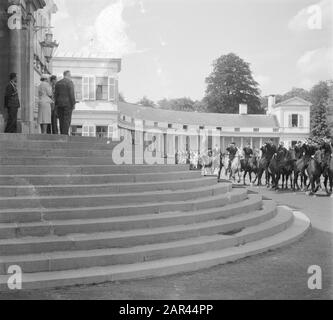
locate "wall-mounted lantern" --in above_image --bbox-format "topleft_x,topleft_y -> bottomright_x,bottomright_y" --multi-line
39,32 -> 59,63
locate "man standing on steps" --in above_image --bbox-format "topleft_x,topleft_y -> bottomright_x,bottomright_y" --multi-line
55,70 -> 76,135
4,73 -> 20,133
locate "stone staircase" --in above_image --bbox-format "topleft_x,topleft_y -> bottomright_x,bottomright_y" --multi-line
0,134 -> 310,290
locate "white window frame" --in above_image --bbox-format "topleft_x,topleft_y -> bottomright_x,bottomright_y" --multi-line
82,76 -> 96,101
82,124 -> 96,137
108,77 -> 116,102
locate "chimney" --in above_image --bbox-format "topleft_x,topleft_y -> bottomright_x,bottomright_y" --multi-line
267,95 -> 276,114
239,104 -> 248,115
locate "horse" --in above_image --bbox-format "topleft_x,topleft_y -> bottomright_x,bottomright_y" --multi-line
241,155 -> 259,185
306,150 -> 324,195
280,149 -> 296,190
229,150 -> 242,183
200,152 -> 214,176
293,156 -> 308,191
324,155 -> 333,195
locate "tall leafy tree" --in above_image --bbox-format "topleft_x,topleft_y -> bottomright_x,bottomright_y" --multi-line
158,97 -> 197,112
310,81 -> 331,139
137,96 -> 155,108
205,53 -> 263,114
119,93 -> 126,102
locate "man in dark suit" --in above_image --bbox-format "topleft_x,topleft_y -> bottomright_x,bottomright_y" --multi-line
4,73 -> 20,133
54,70 -> 76,135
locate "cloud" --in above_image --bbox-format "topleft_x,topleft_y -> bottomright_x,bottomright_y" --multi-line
53,0 -> 147,57
288,0 -> 332,32
296,46 -> 333,88
92,0 -> 137,56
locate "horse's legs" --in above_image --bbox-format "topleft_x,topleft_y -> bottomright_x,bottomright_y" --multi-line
249,171 -> 252,184
324,175 -> 329,195
243,170 -> 247,185
275,172 -> 281,190
294,171 -> 299,190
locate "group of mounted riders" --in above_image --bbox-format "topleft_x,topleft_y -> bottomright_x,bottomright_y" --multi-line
199,137 -> 333,196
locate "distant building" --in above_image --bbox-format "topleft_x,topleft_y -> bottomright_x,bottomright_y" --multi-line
52,54 -> 312,163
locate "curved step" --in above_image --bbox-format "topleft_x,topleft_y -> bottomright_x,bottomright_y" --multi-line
0,164 -> 189,175
0,195 -> 263,239
0,188 -> 248,223
0,148 -> 118,158
0,133 -> 116,144
0,208 -> 310,289
0,201 -> 278,256
0,139 -> 119,151
0,157 -> 120,166
0,201 -> 279,274
0,171 -> 202,186
0,183 -> 232,209
0,177 -> 217,197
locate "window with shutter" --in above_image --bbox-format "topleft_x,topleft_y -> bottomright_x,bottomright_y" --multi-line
82,76 -> 96,100
82,77 -> 90,100
288,114 -> 292,128
108,77 -> 116,101
89,77 -> 96,100
82,125 -> 89,137
89,125 -> 96,137
115,79 -> 119,103
108,125 -> 114,139
299,115 -> 304,128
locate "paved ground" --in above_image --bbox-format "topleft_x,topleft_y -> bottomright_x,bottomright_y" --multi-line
0,186 -> 332,300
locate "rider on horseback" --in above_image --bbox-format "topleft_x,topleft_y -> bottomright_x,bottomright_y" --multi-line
266,139 -> 277,160
277,141 -> 288,155
243,142 -> 253,162
294,141 -> 304,160
226,142 -> 238,172
320,137 -> 333,176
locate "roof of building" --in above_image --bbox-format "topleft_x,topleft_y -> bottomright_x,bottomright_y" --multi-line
118,102 -> 279,128
54,50 -> 121,60
273,97 -> 312,108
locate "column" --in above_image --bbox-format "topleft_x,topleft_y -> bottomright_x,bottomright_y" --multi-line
8,1 -> 22,131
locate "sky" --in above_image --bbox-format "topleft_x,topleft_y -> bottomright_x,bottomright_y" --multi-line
52,0 -> 333,103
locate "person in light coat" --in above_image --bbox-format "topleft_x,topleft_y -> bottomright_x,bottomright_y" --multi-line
38,75 -> 53,134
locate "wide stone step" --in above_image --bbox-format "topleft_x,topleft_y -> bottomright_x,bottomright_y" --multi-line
0,157 -> 120,166
0,148 -> 118,157
0,201 -> 278,256
0,188 -> 248,223
0,140 -> 119,151
0,133 -> 115,143
0,134 -> 119,150
0,177 -> 216,197
0,201 -> 278,274
0,208 -> 310,290
0,171 -> 201,186
0,195 -> 263,239
0,183 -> 231,210
0,164 -> 189,175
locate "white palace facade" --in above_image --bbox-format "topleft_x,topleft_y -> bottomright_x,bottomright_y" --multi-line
52,53 -> 311,163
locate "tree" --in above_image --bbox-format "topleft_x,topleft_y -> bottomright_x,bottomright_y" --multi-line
205,53 -> 263,114
119,93 -> 126,102
283,87 -> 311,102
310,81 -> 331,139
158,97 -> 197,112
137,96 -> 155,108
